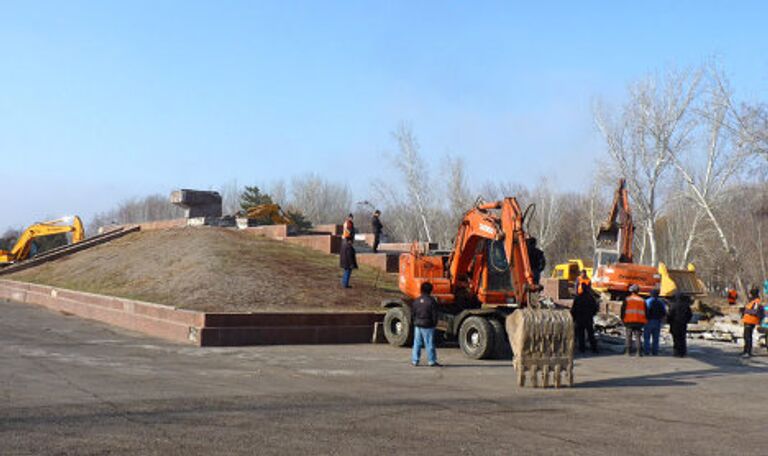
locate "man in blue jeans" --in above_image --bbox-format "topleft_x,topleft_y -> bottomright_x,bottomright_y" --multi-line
411,282 -> 441,367
643,288 -> 667,356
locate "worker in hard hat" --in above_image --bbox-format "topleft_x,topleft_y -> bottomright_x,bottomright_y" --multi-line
621,284 -> 647,356
741,287 -> 764,357
570,270 -> 599,354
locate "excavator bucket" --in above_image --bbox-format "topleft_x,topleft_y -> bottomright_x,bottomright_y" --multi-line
505,308 -> 574,388
595,224 -> 619,249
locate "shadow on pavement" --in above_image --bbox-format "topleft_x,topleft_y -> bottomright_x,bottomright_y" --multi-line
576,345 -> 768,389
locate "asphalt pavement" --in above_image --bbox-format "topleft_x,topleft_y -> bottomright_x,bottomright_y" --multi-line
2,299 -> 767,455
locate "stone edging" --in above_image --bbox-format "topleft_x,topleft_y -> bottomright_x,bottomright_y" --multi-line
0,279 -> 383,346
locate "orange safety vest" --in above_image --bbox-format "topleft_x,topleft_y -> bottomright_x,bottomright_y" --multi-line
342,220 -> 354,239
743,299 -> 762,326
727,289 -> 737,304
623,294 -> 648,325
577,277 -> 591,295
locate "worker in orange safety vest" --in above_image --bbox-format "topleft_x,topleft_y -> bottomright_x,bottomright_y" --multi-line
342,213 -> 355,241
621,284 -> 648,356
576,271 -> 591,296
742,288 -> 765,357
727,288 -> 738,306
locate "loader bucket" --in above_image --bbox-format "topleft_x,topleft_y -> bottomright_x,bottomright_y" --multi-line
505,308 -> 574,388
659,263 -> 706,298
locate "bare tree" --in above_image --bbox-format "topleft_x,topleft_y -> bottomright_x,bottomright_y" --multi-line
663,69 -> 750,292
269,180 -> 288,207
218,179 -> 242,216
290,174 -> 352,225
525,177 -> 564,252
89,194 -> 184,232
445,154 -> 472,225
595,67 -> 703,265
391,123 -> 433,242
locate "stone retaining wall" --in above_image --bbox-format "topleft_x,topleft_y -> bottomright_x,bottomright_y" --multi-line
0,280 -> 383,346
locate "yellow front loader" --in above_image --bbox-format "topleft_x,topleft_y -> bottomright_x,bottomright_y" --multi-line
0,216 -> 84,264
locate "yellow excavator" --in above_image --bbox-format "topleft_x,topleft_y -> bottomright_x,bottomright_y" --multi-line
244,204 -> 293,225
0,216 -> 85,265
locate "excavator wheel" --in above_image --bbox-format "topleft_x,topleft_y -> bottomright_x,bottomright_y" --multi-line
458,316 -> 494,360
383,306 -> 413,347
488,318 -> 512,359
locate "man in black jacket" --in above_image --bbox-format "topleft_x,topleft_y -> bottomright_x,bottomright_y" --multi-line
371,210 -> 383,253
339,238 -> 357,289
643,288 -> 667,356
526,237 -> 545,285
667,291 -> 693,357
571,275 -> 599,354
411,282 -> 441,367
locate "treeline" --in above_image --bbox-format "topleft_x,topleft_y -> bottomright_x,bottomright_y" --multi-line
83,62 -> 766,294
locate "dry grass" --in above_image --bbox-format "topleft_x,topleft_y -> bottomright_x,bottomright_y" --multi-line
8,227 -> 400,312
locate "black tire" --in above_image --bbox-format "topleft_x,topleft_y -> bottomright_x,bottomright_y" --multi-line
458,316 -> 494,359
488,318 -> 512,359
383,307 -> 413,347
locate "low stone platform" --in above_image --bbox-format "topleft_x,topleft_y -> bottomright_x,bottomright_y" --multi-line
357,253 -> 399,273
0,280 -> 383,346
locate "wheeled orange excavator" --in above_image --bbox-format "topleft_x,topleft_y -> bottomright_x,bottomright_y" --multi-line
0,216 -> 85,265
590,179 -> 660,297
382,198 -> 574,387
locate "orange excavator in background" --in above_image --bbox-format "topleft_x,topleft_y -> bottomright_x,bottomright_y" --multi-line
382,198 -> 574,386
0,216 -> 85,265
590,179 -> 660,298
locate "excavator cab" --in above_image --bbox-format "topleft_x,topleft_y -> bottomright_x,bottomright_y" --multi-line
484,240 -> 513,293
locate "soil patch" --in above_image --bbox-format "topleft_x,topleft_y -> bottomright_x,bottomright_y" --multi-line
7,227 -> 400,312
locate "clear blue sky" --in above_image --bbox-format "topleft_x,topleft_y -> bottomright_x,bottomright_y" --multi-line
2,1 -> 767,229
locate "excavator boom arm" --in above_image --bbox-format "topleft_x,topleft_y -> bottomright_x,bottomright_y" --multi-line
597,179 -> 634,262
1,216 -> 84,263
446,207 -> 502,282
500,198 -> 538,300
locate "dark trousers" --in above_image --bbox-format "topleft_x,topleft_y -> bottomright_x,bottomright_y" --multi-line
373,233 -> 381,253
341,268 -> 352,288
744,324 -> 755,355
575,321 -> 597,353
670,325 -> 687,357
625,326 -> 643,355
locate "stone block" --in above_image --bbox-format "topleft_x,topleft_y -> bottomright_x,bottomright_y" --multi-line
139,219 -> 187,231
311,224 -> 343,236
376,242 -> 437,253
542,278 -> 572,301
285,234 -> 341,254
357,253 -> 399,272
170,189 -> 222,218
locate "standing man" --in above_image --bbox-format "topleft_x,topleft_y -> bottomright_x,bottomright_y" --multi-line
643,289 -> 667,356
667,291 -> 693,357
621,284 -> 647,356
342,213 -> 355,241
526,237 -> 546,285
727,287 -> 738,306
411,282 -> 441,367
339,238 -> 357,289
741,287 -> 764,358
371,210 -> 383,253
571,270 -> 599,354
